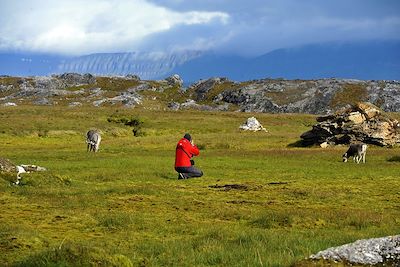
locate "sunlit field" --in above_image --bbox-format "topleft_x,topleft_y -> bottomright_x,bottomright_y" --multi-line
1,106 -> 399,266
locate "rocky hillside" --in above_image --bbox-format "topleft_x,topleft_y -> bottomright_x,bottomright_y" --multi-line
1,73 -> 399,115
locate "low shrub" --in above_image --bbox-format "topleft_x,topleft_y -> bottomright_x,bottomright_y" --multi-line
107,115 -> 146,137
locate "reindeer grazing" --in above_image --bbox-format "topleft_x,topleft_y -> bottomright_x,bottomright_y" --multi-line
86,130 -> 101,152
342,143 -> 367,164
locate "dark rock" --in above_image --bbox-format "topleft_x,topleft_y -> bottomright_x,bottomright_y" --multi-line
215,89 -> 248,104
126,74 -> 141,81
188,77 -> 231,101
168,102 -> 180,111
242,93 -> 283,113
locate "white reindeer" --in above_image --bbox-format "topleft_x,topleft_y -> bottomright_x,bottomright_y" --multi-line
342,143 -> 367,164
86,130 -> 101,152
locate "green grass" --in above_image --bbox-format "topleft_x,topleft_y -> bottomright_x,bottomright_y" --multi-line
0,106 -> 399,266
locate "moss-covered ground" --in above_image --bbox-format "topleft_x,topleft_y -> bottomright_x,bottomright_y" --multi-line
0,106 -> 399,266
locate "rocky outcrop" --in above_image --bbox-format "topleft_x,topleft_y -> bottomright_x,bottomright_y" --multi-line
125,74 -> 141,81
300,102 -> 400,147
188,77 -> 232,101
93,91 -> 142,107
210,78 -> 400,114
239,117 -> 268,132
165,74 -> 183,87
53,73 -> 96,86
1,75 -> 400,114
309,235 -> 400,266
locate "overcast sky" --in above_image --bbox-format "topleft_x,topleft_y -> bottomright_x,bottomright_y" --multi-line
0,0 -> 399,56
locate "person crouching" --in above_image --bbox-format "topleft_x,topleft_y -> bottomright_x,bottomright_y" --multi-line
175,133 -> 203,179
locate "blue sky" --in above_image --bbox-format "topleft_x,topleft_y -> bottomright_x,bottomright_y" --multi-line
0,0 -> 399,56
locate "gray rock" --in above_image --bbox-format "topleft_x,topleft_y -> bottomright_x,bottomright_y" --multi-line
215,89 -> 248,104
92,92 -> 142,107
68,102 -> 82,107
310,235 -> 400,265
168,102 -> 180,111
53,73 -> 96,86
188,77 -> 231,101
34,98 -> 52,106
165,74 -> 183,87
126,74 -> 141,81
180,99 -> 204,110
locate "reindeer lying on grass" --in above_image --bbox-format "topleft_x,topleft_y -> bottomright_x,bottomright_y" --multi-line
342,143 -> 367,164
15,165 -> 47,185
86,130 -> 101,152
1,157 -> 47,185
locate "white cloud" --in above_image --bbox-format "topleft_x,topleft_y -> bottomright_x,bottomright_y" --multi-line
0,0 -> 229,55
1,0 -> 399,56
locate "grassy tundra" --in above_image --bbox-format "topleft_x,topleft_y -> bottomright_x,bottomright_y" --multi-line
0,106 -> 399,266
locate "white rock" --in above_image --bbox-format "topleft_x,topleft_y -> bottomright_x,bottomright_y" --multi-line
239,117 -> 268,132
320,142 -> 329,148
3,102 -> 17,107
310,235 -> 400,265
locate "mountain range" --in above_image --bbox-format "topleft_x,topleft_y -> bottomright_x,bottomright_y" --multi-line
0,41 -> 399,82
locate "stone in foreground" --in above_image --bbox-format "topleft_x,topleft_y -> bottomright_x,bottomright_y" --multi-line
309,235 -> 400,265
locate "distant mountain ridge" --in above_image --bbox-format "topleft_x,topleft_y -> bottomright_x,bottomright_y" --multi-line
0,41 -> 399,81
172,41 -> 400,81
57,51 -> 203,80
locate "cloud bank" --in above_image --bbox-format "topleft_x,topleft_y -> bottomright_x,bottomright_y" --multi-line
0,0 -> 399,56
0,0 -> 228,55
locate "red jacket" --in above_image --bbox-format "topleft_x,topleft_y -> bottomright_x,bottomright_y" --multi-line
175,138 -> 200,167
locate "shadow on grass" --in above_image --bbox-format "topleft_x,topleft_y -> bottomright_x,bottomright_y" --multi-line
387,156 -> 400,162
159,173 -> 178,180
287,140 -> 308,148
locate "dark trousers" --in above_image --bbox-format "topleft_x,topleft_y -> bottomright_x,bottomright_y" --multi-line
175,166 -> 203,178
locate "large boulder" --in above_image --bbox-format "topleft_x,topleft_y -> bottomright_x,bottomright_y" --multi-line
300,102 -> 400,147
309,235 -> 400,265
